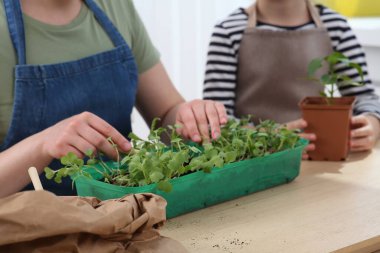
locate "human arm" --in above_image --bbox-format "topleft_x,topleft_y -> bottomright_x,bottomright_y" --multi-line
135,62 -> 227,142
125,1 -> 227,141
0,112 -> 131,198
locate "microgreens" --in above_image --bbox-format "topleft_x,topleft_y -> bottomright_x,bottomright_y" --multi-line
45,118 -> 300,193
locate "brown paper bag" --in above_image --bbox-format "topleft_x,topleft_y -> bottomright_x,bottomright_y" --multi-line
0,191 -> 188,253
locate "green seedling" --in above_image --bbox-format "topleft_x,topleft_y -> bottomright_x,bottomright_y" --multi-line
308,51 -> 364,104
45,118 -> 300,193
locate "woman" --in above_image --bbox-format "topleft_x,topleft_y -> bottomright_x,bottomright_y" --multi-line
0,0 -> 227,197
203,0 -> 380,157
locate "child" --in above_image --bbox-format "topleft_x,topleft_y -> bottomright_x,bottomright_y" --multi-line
203,0 -> 380,154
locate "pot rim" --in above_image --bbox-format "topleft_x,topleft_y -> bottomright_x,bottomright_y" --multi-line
299,96 -> 356,110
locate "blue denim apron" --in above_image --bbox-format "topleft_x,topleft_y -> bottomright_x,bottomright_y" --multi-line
2,0 -> 138,195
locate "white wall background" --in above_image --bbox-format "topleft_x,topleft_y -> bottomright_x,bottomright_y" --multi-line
132,1 -> 380,138
132,0 -> 252,138
349,18 -> 380,88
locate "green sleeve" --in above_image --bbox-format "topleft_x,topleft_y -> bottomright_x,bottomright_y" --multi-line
128,0 -> 161,74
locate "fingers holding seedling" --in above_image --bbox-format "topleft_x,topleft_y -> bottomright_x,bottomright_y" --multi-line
77,126 -> 120,160
176,100 -> 228,142
67,134 -> 96,158
176,103 -> 202,142
214,102 -> 228,125
191,100 -> 211,142
85,112 -> 131,153
41,112 -> 131,161
205,101 -> 222,140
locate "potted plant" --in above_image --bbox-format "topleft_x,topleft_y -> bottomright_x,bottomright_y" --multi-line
299,52 -> 364,161
45,119 -> 307,218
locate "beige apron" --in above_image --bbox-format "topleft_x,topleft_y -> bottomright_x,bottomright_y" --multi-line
235,0 -> 334,124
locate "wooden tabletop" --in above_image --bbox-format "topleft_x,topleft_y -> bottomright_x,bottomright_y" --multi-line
161,144 -> 380,253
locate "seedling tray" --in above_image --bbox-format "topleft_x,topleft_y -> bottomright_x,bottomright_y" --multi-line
75,139 -> 307,218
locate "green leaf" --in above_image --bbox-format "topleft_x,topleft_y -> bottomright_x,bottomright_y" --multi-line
150,171 -> 164,183
178,166 -> 186,175
60,156 -> 70,166
348,62 -> 364,84
257,133 -> 268,138
224,151 -> 237,163
120,155 -> 131,166
87,159 -> 97,165
67,152 -> 77,161
202,164 -> 213,174
187,157 -> 204,171
319,91 -> 327,97
159,151 -> 173,162
59,152 -> 77,165
157,181 -> 173,193
321,74 -> 333,85
85,149 -> 94,157
171,138 -> 182,143
342,81 -> 363,87
204,148 -> 218,159
308,58 -> 323,76
325,51 -> 347,65
128,132 -> 143,141
210,156 -> 224,168
189,146 -> 202,154
167,158 -> 181,172
44,167 -> 55,180
54,174 -> 63,184
75,158 -> 84,167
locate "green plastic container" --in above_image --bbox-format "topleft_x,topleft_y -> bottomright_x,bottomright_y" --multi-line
75,139 -> 307,218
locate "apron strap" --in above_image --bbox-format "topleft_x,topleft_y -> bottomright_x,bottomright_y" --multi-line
3,0 -> 27,65
247,0 -> 324,29
306,0 -> 324,28
84,0 -> 126,47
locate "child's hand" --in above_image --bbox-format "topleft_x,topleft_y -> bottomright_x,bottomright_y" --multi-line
286,119 -> 317,160
350,115 -> 380,152
175,100 -> 228,142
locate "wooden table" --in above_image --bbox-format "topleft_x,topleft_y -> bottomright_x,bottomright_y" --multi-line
161,144 -> 380,253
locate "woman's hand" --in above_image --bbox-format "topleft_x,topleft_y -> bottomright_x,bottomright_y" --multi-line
175,100 -> 228,142
286,118 -> 317,160
0,112 -> 131,197
40,112 -> 131,160
350,115 -> 380,152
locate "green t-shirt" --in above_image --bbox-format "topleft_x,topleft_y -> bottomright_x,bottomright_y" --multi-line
0,0 -> 160,142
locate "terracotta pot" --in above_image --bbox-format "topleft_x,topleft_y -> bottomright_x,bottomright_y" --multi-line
299,97 -> 356,161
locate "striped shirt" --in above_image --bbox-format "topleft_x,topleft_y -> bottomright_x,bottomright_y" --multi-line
203,5 -> 380,119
